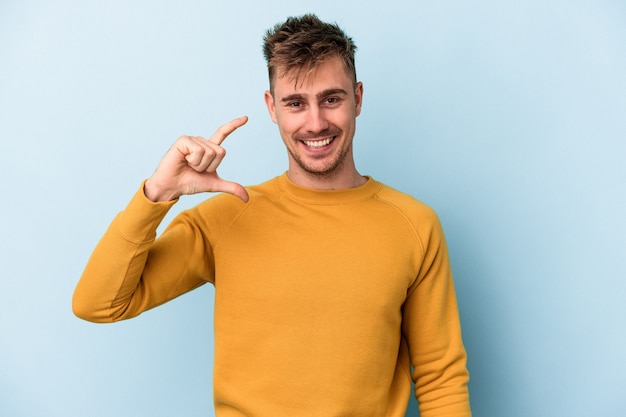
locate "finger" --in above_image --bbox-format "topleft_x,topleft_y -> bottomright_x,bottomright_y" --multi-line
208,116 -> 248,146
181,137 -> 208,169
211,178 -> 250,203
205,145 -> 226,173
180,137 -> 222,172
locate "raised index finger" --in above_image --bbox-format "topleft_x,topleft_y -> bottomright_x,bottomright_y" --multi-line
208,116 -> 249,145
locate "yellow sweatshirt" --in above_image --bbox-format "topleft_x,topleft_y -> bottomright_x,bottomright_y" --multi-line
73,173 -> 471,417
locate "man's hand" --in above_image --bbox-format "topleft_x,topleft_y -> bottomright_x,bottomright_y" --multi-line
144,116 -> 249,203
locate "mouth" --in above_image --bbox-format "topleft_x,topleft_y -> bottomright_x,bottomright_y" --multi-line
301,136 -> 336,149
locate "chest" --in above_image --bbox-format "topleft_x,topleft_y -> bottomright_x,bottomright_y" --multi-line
212,202 -> 421,322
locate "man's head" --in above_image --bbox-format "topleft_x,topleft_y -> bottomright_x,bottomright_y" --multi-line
262,15 -> 364,189
262,14 -> 357,94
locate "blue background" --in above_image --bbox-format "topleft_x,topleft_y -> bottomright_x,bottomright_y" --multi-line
1,1 -> 624,416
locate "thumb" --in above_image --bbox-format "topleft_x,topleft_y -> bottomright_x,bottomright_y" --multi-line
212,178 -> 249,203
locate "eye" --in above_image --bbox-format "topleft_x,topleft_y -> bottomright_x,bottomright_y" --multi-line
288,101 -> 302,108
323,96 -> 341,106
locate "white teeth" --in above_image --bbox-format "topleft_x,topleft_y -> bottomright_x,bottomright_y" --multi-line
303,137 -> 333,148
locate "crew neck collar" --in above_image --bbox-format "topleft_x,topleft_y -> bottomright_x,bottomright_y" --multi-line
276,172 -> 380,205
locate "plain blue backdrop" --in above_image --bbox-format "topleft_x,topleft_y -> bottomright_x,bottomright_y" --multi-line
1,1 -> 624,416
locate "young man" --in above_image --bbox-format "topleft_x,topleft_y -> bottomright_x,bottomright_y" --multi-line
73,14 -> 471,417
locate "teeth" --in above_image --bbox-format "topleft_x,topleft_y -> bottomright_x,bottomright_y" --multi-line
304,137 -> 333,148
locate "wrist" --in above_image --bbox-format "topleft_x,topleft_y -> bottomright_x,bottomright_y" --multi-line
144,178 -> 180,202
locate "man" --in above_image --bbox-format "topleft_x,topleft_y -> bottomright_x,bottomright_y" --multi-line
73,14 -> 471,417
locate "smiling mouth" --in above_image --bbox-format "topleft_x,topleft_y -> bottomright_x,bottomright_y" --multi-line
302,136 -> 335,149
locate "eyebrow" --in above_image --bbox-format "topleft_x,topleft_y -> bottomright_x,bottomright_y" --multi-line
280,88 -> 349,103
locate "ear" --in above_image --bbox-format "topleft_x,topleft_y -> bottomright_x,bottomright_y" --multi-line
264,90 -> 278,124
354,82 -> 364,117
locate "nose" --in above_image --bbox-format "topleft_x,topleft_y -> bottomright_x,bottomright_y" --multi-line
304,105 -> 329,134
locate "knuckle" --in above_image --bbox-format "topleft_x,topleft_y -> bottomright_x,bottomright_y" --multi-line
205,146 -> 217,157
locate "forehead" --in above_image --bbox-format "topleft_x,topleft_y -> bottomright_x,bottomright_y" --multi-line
273,56 -> 353,96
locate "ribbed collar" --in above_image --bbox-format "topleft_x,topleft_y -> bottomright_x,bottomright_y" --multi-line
275,172 -> 381,205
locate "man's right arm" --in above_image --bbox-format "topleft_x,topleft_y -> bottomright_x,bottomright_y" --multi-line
72,184 -> 180,322
72,117 -> 250,322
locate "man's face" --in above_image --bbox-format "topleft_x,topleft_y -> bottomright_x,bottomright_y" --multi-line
265,56 -> 363,184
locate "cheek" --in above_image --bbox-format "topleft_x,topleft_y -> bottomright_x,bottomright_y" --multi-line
331,113 -> 353,131
276,114 -> 300,135
276,121 -> 296,143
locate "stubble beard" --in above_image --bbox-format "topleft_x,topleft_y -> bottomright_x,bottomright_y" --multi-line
288,140 -> 353,179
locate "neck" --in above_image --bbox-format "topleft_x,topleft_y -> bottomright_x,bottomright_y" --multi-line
286,166 -> 366,190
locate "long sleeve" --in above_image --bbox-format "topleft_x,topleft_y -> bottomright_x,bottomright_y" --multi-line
72,183 -> 210,323
402,213 -> 471,417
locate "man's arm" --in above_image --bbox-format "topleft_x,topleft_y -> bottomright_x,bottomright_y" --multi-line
72,190 -> 163,321
72,117 -> 249,322
403,213 -> 472,416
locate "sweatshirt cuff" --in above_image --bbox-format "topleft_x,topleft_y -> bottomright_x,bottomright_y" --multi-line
114,180 -> 178,243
